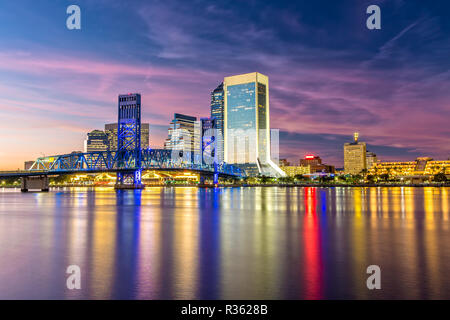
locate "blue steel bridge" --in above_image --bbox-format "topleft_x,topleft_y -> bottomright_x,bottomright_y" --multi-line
0,93 -> 245,190
0,148 -> 245,190
8,149 -> 243,177
1,149 -> 244,177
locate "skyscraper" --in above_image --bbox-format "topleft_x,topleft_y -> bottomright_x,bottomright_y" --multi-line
210,82 -> 224,163
164,113 -> 200,156
223,72 -> 284,177
344,132 -> 367,174
366,151 -> 378,170
84,130 -> 109,152
105,123 -> 149,151
200,117 -> 217,165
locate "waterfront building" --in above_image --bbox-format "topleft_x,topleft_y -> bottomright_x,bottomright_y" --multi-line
105,123 -> 149,151
369,157 -> 450,177
223,72 -> 284,177
299,154 -> 335,173
366,151 -> 378,170
344,132 -> 367,174
84,130 -> 109,153
281,165 -> 310,177
164,113 -> 200,155
210,82 -> 224,163
279,159 -> 290,166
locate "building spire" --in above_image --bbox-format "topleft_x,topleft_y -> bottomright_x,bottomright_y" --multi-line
354,132 -> 359,143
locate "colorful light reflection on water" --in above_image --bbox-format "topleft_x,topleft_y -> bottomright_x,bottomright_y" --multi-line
0,186 -> 449,299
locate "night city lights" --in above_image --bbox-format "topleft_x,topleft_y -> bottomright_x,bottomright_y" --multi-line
0,0 -> 449,316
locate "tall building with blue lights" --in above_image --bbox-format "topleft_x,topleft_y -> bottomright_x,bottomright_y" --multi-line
210,82 -> 224,163
224,72 -> 285,177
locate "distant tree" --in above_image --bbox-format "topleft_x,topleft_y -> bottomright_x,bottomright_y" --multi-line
294,174 -> 310,183
318,176 -> 334,183
433,172 -> 447,182
260,175 -> 272,184
278,176 -> 294,184
351,174 -> 363,184
366,174 -> 375,183
380,173 -> 390,182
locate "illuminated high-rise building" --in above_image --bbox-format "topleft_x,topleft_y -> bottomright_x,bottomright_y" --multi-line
84,130 -> 109,153
200,117 -> 217,165
164,113 -> 200,155
210,82 -> 224,163
223,72 -> 284,177
300,154 -> 335,173
105,123 -> 149,151
344,132 -> 367,174
366,151 -> 378,170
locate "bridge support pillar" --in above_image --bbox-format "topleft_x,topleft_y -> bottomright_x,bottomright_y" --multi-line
21,175 -> 49,192
199,174 -> 220,187
115,170 -> 145,190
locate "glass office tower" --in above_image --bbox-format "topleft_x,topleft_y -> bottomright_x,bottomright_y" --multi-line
210,83 -> 224,163
224,72 -> 284,177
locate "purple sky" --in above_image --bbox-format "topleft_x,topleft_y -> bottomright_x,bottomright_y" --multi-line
0,0 -> 449,169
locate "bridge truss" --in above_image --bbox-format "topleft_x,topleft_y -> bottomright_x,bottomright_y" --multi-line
28,149 -> 245,178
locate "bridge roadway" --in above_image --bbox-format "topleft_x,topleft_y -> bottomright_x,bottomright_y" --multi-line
0,149 -> 245,179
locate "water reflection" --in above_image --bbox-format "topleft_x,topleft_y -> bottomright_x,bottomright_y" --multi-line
0,187 -> 449,299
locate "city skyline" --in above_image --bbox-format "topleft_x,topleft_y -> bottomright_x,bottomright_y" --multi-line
1,0 -> 449,170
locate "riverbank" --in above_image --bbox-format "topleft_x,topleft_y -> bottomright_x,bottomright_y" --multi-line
2,182 -> 450,189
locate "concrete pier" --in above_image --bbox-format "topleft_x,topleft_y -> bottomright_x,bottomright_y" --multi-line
21,175 -> 49,192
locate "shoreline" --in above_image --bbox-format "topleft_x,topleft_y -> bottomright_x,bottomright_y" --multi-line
2,183 -> 450,189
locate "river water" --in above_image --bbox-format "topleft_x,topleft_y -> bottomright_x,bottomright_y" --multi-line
0,186 -> 449,299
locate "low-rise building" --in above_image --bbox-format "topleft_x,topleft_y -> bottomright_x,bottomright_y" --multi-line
369,157 -> 450,178
280,165 -> 310,177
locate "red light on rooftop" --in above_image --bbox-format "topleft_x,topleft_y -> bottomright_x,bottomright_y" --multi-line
305,155 -> 315,159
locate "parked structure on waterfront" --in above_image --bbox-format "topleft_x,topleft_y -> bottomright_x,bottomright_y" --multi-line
223,72 -> 285,177
344,132 -> 367,174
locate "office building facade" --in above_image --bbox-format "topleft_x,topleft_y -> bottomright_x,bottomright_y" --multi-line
344,133 -> 367,174
281,165 -> 310,177
105,123 -> 149,151
84,130 -> 109,153
210,82 -> 224,163
366,151 -> 378,170
200,117 -> 218,165
300,154 -> 335,173
223,72 -> 284,177
164,113 -> 200,156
